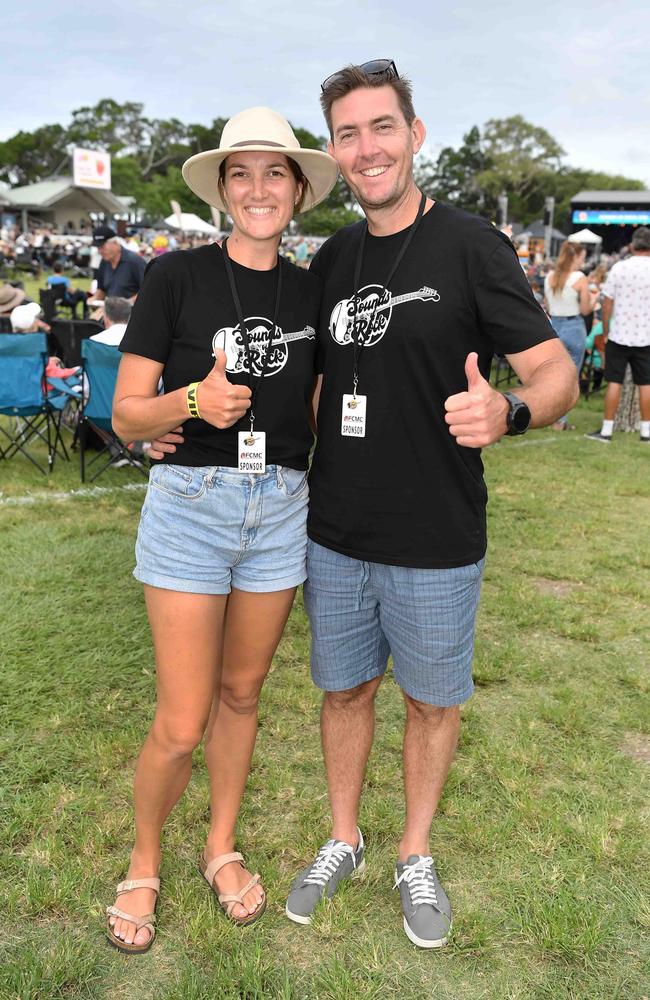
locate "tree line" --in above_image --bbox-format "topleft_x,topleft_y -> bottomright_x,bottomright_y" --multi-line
0,100 -> 643,234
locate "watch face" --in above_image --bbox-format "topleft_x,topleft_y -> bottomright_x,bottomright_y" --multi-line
512,401 -> 531,432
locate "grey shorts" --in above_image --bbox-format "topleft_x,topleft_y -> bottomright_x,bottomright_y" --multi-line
304,540 -> 484,707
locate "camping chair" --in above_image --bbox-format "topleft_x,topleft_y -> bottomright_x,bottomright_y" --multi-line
50,319 -> 103,366
79,339 -> 147,483
490,354 -> 517,388
0,316 -> 12,333
0,333 -> 69,474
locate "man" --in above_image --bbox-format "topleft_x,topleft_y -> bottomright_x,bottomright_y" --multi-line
46,261 -> 89,319
280,62 -> 577,949
92,226 -> 146,302
90,296 -> 132,346
586,227 -> 650,443
145,63 -> 577,948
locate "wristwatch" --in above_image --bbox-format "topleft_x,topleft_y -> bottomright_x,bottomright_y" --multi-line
502,391 -> 531,436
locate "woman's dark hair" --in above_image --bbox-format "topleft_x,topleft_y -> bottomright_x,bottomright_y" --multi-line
218,155 -> 310,213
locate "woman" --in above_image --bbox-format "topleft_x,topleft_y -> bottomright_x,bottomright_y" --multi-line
106,107 -> 338,952
544,241 -> 598,429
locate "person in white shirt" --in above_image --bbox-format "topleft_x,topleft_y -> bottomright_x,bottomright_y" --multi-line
586,227 -> 650,443
90,296 -> 131,346
544,242 -> 597,429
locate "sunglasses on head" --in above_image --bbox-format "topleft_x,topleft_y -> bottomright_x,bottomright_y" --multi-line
321,59 -> 399,92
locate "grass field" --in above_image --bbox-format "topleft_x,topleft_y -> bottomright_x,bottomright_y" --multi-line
0,391 -> 649,1000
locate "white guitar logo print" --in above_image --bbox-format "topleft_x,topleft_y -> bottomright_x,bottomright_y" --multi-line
212,317 -> 315,377
329,284 -> 440,347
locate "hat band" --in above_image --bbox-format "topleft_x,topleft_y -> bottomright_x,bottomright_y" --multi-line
229,139 -> 286,148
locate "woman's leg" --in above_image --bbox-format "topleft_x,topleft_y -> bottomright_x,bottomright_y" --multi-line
109,586 -> 227,946
202,587 -> 296,919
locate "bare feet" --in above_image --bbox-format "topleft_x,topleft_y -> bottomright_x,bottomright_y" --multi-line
108,854 -> 160,948
203,848 -> 265,920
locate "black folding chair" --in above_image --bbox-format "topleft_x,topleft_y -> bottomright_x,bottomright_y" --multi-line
49,319 -> 104,366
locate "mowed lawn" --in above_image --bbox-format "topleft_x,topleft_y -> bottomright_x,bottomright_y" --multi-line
0,393 -> 648,1000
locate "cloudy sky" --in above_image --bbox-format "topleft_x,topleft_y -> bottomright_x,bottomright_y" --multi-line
5,0 -> 650,185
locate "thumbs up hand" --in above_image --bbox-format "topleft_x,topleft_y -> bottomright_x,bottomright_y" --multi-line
196,349 -> 252,429
444,353 -> 509,448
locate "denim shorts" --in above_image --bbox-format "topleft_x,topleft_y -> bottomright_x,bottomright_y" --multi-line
134,464 -> 309,594
304,540 -> 484,706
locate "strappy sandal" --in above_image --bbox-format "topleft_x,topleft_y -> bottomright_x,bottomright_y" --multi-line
199,851 -> 266,926
106,876 -> 160,954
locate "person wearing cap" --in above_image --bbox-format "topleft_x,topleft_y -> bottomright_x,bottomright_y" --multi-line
92,226 -> 146,303
275,62 -> 576,948
105,107 -> 338,953
6,295 -> 51,335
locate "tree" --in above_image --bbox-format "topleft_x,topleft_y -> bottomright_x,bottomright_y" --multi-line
0,125 -> 69,185
417,126 -> 491,216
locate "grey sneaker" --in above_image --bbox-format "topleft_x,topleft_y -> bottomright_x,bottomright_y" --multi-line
394,855 -> 452,949
285,829 -> 365,925
585,430 -> 612,443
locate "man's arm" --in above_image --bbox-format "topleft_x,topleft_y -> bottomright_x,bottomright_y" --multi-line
445,339 -> 578,448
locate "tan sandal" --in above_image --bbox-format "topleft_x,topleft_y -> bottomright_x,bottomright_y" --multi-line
106,876 -> 160,954
199,852 -> 266,926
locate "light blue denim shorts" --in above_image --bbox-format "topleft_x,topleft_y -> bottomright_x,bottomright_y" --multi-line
134,463 -> 309,594
304,540 -> 484,706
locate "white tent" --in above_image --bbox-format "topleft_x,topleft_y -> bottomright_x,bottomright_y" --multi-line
164,212 -> 220,235
568,228 -> 602,244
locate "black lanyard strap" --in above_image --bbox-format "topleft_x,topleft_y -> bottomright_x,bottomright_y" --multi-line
222,238 -> 283,426
352,190 -> 427,388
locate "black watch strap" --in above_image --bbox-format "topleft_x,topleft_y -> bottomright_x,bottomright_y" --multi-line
503,392 -> 531,436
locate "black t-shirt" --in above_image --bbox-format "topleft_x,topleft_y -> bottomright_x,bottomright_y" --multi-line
308,201 -> 557,568
120,244 -> 320,469
98,247 -> 146,298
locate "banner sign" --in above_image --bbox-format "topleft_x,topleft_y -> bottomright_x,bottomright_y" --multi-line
73,148 -> 111,190
572,209 -> 650,226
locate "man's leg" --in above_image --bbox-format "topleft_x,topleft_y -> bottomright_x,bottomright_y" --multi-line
322,676 -> 383,847
399,700 -> 460,861
603,381 -> 622,421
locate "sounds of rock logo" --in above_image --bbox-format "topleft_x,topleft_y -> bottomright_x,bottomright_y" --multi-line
212,318 -> 315,376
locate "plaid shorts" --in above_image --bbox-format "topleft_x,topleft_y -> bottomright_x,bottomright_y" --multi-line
304,540 -> 484,707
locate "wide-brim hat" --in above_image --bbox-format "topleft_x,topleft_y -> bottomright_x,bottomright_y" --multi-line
0,283 -> 26,314
182,107 -> 339,214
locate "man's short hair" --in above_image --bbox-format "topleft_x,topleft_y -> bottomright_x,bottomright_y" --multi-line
104,296 -> 132,326
320,64 -> 416,138
631,226 -> 650,252
53,261 -> 63,273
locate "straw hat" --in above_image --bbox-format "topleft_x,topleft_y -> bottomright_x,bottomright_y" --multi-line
0,283 -> 26,314
182,107 -> 339,214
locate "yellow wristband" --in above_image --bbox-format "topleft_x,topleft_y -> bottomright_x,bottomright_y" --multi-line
187,381 -> 201,419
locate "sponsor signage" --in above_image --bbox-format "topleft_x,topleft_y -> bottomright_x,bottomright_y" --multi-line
73,148 -> 111,190
572,209 -> 650,225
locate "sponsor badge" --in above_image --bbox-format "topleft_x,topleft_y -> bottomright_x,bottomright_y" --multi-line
238,431 -> 266,473
341,394 -> 367,438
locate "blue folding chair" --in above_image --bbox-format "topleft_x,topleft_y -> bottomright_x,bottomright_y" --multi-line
79,339 -> 147,482
0,332 -> 69,474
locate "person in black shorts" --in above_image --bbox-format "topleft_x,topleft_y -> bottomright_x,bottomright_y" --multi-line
104,107 -> 337,952
585,227 -> 650,443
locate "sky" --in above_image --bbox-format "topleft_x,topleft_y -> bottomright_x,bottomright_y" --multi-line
4,0 -> 650,186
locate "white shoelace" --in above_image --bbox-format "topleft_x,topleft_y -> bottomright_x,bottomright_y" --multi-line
394,856 -> 438,907
303,840 -> 357,887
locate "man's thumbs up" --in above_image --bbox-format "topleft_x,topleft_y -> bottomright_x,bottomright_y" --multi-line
444,352 -> 509,448
194,349 -> 252,429
465,352 -> 486,391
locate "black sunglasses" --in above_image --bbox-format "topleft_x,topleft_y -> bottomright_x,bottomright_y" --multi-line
321,59 -> 399,93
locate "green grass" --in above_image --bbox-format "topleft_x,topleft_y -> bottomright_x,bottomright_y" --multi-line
1,392 -> 649,999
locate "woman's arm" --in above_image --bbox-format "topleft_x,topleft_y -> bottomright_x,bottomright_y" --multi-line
575,274 -> 597,316
112,349 -> 253,443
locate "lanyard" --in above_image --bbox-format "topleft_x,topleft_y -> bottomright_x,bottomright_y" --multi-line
222,238 -> 283,433
351,190 -> 427,394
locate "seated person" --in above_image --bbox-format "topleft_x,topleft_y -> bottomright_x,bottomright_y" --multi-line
46,262 -> 88,319
90,296 -> 132,347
